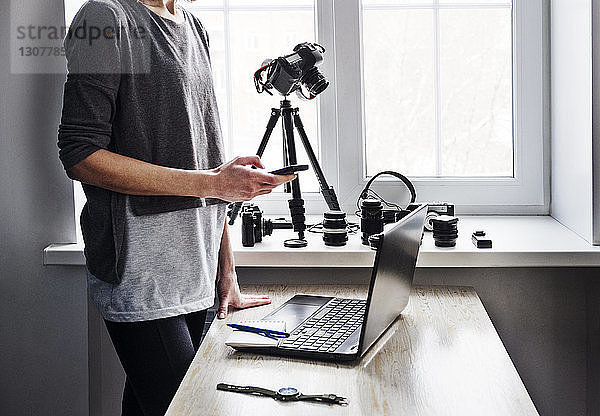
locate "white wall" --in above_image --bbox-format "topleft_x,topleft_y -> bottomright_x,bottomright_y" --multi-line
592,0 -> 600,245
551,0 -> 595,242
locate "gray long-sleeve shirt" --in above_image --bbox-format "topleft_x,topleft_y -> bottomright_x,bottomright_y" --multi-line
58,0 -> 227,286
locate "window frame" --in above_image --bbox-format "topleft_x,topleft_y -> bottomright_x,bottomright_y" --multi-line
331,0 -> 549,215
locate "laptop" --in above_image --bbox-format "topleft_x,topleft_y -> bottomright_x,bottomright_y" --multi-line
233,203 -> 427,362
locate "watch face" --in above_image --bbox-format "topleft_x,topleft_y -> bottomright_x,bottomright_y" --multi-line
278,387 -> 299,397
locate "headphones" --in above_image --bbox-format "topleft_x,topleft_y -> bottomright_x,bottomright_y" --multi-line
357,171 -> 417,219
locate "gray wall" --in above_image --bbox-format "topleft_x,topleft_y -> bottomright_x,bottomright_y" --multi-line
0,1 -> 89,415
88,297 -> 125,416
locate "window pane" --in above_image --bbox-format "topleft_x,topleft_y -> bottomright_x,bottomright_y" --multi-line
64,0 -> 87,26
363,9 -> 436,176
190,2 -> 320,193
228,9 -> 319,193
188,10 -> 230,154
229,0 -> 313,6
186,0 -> 223,7
362,2 -> 514,178
363,0 -> 431,5
439,0 -> 511,3
439,8 -> 513,176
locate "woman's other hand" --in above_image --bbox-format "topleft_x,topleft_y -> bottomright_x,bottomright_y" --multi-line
216,272 -> 271,319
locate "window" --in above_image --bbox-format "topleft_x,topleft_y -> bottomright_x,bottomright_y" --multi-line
333,0 -> 547,213
68,0 -> 324,241
186,0 -> 322,194
362,0 -> 513,178
66,0 -> 547,235
64,0 -> 89,242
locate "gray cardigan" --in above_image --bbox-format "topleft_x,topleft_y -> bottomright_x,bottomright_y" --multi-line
58,0 -> 226,283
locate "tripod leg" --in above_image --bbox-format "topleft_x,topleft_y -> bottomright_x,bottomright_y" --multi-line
282,103 -> 306,240
292,111 -> 341,211
282,118 -> 292,194
228,108 -> 281,225
257,108 -> 281,157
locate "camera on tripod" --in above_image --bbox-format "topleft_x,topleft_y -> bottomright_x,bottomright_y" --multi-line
228,42 -> 340,248
236,204 -> 293,248
254,42 -> 329,100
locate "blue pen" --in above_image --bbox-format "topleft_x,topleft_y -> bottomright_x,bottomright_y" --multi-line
227,323 -> 289,340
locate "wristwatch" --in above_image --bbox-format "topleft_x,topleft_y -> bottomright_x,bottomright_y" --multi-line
216,383 -> 348,405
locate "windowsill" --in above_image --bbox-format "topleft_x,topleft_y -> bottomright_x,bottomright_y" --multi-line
43,215 -> 600,268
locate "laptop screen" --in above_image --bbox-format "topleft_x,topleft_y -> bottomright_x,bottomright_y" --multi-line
358,204 -> 427,355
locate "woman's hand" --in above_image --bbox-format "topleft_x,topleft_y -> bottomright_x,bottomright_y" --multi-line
208,156 -> 295,202
215,209 -> 270,319
216,272 -> 271,319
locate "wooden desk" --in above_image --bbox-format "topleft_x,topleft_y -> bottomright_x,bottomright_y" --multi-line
166,285 -> 538,416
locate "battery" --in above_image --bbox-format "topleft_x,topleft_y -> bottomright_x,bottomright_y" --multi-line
472,231 -> 492,249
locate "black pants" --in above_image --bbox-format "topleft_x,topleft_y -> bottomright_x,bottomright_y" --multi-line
104,309 -> 208,416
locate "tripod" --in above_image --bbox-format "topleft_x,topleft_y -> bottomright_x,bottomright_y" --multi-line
228,99 -> 340,247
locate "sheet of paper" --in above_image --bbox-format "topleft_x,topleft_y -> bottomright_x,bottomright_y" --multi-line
225,320 -> 286,348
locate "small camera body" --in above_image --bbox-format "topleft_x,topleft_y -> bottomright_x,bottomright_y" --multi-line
239,204 -> 293,247
424,202 -> 455,231
241,204 -> 268,247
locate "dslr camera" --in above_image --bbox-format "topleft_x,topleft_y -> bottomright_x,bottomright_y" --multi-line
253,42 -> 329,99
238,204 -> 292,247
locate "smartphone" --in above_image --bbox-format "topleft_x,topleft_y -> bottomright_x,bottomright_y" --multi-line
269,164 -> 309,175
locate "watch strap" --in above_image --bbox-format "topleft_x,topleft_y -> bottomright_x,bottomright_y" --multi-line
297,393 -> 349,405
217,383 -> 277,398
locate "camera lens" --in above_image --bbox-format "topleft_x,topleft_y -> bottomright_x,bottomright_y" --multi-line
262,219 -> 274,237
253,210 -> 263,243
360,198 -> 384,245
322,211 -> 348,247
288,198 -> 306,235
368,233 -> 382,251
432,216 -> 459,248
301,67 -> 329,96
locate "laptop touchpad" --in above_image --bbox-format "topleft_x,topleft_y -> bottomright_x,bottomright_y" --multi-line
265,303 -> 320,332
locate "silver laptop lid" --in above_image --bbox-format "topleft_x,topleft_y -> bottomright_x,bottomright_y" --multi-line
358,204 -> 427,355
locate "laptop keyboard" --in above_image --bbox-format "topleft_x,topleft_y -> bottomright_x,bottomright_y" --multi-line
279,298 -> 366,353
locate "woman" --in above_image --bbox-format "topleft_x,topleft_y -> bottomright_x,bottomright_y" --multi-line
57,0 -> 294,414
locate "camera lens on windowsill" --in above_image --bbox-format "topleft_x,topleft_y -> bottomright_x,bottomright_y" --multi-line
322,210 -> 348,247
431,216 -> 459,248
368,233 -> 382,251
360,198 -> 384,245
